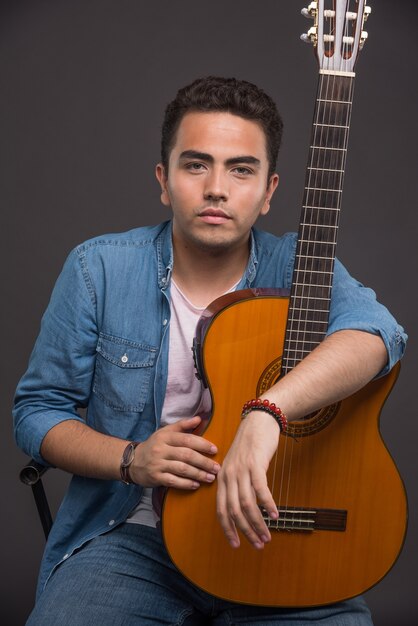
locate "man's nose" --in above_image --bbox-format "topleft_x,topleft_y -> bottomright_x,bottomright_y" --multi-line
203,168 -> 229,202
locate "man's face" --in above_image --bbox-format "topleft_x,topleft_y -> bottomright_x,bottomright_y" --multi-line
156,111 -> 279,254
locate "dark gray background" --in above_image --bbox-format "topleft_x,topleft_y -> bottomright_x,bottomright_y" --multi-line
1,1 -> 416,624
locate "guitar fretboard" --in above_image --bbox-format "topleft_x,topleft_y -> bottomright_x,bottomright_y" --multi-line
282,73 -> 355,373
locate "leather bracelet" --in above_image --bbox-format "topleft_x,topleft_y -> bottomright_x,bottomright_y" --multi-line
120,441 -> 140,484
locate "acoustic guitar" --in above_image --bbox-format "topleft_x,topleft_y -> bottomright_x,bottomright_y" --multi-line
162,0 -> 407,607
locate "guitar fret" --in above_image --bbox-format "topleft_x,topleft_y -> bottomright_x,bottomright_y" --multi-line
317,98 -> 351,104
285,348 -> 319,354
307,167 -> 344,172
310,146 -> 347,152
308,153 -> 346,170
295,267 -> 333,276
313,123 -> 349,129
298,240 -> 336,246
293,295 -> 331,299
300,223 -> 337,228
287,342 -> 324,350
288,320 -> 328,326
290,306 -> 328,310
305,187 -> 342,193
303,205 -> 339,211
287,330 -> 326,335
293,282 -> 331,289
296,255 -> 334,260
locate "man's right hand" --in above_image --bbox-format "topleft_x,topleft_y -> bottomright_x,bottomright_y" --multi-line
129,416 -> 220,489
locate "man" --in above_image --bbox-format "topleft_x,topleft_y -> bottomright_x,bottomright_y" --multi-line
14,76 -> 406,624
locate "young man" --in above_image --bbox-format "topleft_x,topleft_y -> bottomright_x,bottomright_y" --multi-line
14,76 -> 406,625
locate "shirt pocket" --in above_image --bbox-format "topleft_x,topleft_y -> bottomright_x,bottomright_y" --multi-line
93,333 -> 158,412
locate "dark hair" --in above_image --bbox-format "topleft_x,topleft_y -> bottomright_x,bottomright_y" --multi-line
161,76 -> 283,180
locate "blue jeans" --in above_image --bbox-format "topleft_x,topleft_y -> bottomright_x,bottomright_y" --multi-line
26,523 -> 373,625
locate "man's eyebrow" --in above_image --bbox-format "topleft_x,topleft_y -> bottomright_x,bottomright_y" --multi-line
225,156 -> 261,168
179,150 -> 214,162
179,150 -> 261,168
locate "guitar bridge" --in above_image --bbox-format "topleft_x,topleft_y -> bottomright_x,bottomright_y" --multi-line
261,506 -> 347,532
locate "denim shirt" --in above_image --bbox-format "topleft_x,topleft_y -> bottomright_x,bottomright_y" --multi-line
13,220 -> 406,597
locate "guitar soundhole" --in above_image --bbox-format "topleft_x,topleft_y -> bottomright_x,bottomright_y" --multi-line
256,357 -> 340,437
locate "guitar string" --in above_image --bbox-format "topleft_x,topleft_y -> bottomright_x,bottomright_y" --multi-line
274,66 -> 330,526
299,12 -> 354,510
274,68 -> 331,528
282,70 -> 327,525
293,62 -> 339,525
284,13 -> 356,522
287,37 -> 336,528
271,3 -> 358,526
286,68 -> 335,525
287,10 -> 357,518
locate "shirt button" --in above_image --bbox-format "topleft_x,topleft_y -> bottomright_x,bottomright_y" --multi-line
162,319 -> 168,326
108,519 -> 115,526
63,553 -> 69,560
121,354 -> 128,363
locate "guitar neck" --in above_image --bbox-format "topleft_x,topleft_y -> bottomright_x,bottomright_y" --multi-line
282,72 -> 355,374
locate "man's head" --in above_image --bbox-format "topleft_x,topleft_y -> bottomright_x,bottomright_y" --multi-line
161,76 -> 283,181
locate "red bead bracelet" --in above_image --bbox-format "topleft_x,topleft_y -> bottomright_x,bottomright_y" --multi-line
241,398 -> 288,434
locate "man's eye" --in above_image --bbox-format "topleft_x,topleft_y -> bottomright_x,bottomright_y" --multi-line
186,162 -> 205,172
233,167 -> 252,176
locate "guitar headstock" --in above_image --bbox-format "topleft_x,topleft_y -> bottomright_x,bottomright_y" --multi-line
301,1 -> 371,74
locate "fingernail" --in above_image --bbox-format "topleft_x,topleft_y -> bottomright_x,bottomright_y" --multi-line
206,474 -> 216,482
210,445 -> 218,453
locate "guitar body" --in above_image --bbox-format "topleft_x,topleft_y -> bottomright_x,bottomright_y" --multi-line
162,291 -> 407,607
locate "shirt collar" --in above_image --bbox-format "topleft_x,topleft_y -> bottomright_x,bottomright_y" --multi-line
156,220 -> 258,290
241,229 -> 258,287
156,221 -> 173,290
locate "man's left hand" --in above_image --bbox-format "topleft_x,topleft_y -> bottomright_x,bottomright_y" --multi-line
216,411 -> 280,549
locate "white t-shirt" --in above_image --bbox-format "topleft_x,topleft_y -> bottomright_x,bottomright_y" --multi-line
127,279 -> 214,526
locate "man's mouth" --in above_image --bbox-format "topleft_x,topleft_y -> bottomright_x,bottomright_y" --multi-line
198,208 -> 232,224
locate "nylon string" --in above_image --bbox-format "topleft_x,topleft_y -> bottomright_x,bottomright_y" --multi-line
268,1 -> 357,531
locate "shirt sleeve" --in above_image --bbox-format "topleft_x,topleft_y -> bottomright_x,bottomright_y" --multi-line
13,247 -> 98,464
327,258 -> 407,376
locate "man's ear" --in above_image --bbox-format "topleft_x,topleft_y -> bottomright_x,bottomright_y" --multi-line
155,163 -> 170,206
260,173 -> 279,216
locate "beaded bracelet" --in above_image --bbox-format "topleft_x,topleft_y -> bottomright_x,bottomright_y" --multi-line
241,398 -> 288,434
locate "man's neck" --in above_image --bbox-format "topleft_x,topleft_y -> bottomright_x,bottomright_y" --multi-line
172,238 -> 249,308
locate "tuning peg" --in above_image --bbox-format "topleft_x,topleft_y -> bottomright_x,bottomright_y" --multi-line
359,30 -> 369,49
364,5 -> 372,21
301,2 -> 317,19
300,26 -> 317,44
